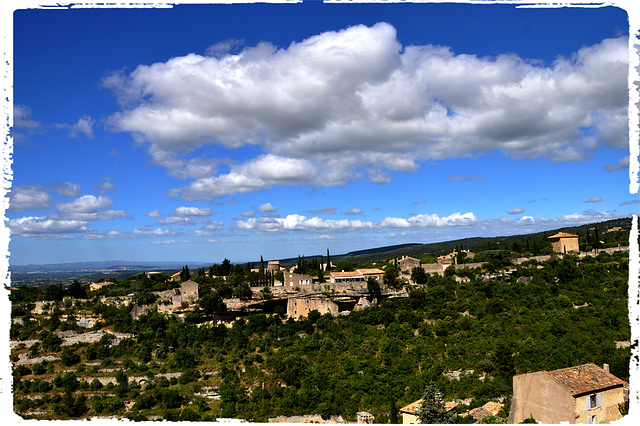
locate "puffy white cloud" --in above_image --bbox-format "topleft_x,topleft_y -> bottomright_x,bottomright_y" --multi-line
106,23 -> 628,199
55,182 -> 82,198
380,212 -> 477,228
236,214 -> 375,233
9,184 -> 52,212
258,203 -> 277,213
584,196 -> 603,203
171,206 -> 215,217
146,209 -> 163,218
132,225 -> 173,237
236,211 -> 476,234
56,195 -> 113,213
507,208 -> 525,215
167,154 -> 317,200
7,216 -> 89,236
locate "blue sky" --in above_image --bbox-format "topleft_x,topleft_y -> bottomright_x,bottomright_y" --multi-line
4,1 -> 638,265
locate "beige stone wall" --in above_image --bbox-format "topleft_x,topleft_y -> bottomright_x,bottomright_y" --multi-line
511,372 -> 575,424
401,412 -> 418,424
574,388 -> 625,424
287,297 -> 339,319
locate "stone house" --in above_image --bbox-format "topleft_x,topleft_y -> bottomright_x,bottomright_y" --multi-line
267,260 -> 281,272
282,272 -> 314,288
170,280 -> 199,306
356,268 -> 384,281
399,256 -> 421,271
509,363 -> 627,424
548,232 -> 580,253
356,412 -> 374,424
287,296 -> 339,319
330,271 -> 365,283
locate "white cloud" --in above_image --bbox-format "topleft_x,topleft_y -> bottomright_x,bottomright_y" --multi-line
345,208 -> 364,215
167,154 -> 317,200
236,214 -> 375,233
236,211 -> 476,234
507,208 -> 525,215
604,156 -> 629,171
9,184 -> 52,212
448,175 -> 485,182
171,206 -> 216,217
585,197 -> 603,203
55,182 -> 82,198
56,116 -> 95,138
258,203 -> 277,213
132,225 -> 173,237
95,181 -> 117,193
7,216 -> 89,236
380,212 -> 477,228
13,105 -> 40,129
56,195 -> 113,213
106,24 -> 628,199
146,209 -> 163,218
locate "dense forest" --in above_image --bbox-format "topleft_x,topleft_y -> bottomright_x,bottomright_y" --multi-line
9,245 -> 631,422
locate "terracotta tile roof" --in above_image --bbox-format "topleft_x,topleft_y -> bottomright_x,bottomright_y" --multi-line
356,268 -> 384,275
400,399 -> 422,414
547,232 -> 579,239
547,363 -> 625,396
331,271 -> 363,278
399,399 -> 457,414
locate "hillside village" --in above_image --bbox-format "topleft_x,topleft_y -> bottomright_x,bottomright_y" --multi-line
8,222 -> 633,422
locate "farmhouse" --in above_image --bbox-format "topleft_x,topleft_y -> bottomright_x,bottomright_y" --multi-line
509,363 -> 627,424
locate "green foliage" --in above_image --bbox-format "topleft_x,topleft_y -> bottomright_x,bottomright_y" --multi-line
418,382 -> 454,424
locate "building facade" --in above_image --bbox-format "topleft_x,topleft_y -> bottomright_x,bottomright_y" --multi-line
509,363 -> 627,424
548,232 -> 580,253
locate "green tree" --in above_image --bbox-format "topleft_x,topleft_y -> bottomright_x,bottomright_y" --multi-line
417,382 -> 453,424
411,267 -> 428,284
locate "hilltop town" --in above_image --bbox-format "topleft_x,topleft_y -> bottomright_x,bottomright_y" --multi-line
8,221 -> 633,422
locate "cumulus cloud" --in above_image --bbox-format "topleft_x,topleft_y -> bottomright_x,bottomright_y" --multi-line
380,212 -> 477,228
507,208 -> 525,215
604,156 -> 629,171
258,203 -> 278,213
146,209 -> 163,218
171,206 -> 216,217
9,184 -> 52,212
7,216 -> 89,236
56,195 -> 113,213
95,181 -> 117,193
236,211 -> 476,234
55,182 -> 82,198
105,23 -> 628,200
585,196 -> 603,203
56,116 -> 95,138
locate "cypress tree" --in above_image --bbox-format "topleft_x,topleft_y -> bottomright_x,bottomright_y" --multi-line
326,249 -> 331,271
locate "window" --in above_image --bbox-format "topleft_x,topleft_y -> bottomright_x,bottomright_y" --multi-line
588,415 -> 596,424
587,394 -> 602,411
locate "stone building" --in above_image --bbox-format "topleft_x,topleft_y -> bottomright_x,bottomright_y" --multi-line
548,232 -> 580,253
509,363 -> 627,424
286,296 -> 339,319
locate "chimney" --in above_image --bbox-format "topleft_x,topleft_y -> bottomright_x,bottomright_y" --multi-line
604,363 -> 610,373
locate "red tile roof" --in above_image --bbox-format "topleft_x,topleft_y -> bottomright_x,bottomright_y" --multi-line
547,363 -> 625,396
547,232 -> 579,239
